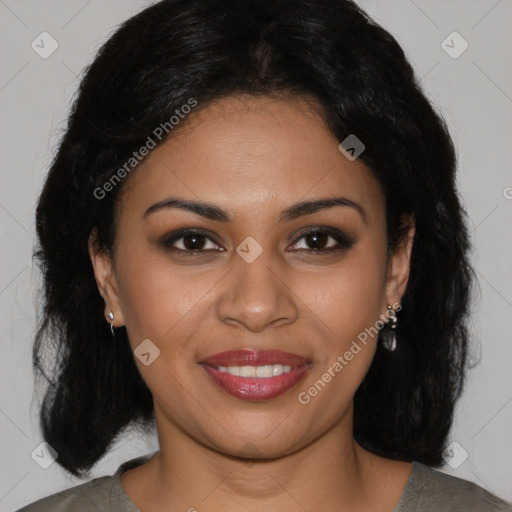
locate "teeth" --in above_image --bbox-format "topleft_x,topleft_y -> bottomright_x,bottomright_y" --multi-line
215,364 -> 294,377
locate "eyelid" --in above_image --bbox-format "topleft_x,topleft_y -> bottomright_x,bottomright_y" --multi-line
160,226 -> 354,253
161,228 -> 223,251
288,226 -> 354,250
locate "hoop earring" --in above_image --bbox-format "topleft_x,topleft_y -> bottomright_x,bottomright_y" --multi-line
108,311 -> 115,337
381,305 -> 398,351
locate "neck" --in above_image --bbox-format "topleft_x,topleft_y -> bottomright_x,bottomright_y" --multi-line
122,404 -> 407,512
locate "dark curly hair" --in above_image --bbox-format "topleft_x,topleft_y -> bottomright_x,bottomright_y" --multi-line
32,0 -> 474,477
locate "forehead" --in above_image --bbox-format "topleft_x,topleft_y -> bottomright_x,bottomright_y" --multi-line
118,94 -> 384,223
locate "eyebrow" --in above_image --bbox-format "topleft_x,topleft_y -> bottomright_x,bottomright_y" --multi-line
143,196 -> 367,224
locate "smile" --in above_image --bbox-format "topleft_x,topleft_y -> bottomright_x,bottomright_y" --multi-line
214,364 -> 294,377
200,349 -> 310,400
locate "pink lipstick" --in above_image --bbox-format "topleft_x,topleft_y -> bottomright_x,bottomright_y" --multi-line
200,349 -> 310,400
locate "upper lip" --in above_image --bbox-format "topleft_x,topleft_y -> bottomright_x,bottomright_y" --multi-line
201,349 -> 309,368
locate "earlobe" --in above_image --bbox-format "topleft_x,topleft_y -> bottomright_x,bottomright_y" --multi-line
87,228 -> 125,327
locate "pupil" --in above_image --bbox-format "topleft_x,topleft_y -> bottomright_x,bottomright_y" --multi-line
184,234 -> 205,250
307,232 -> 327,249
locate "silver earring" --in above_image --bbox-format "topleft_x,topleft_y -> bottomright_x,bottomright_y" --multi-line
108,311 -> 115,337
381,305 -> 398,351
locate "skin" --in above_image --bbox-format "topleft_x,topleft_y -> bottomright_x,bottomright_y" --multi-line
88,94 -> 416,512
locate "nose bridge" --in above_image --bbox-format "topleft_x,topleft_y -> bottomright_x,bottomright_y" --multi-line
215,239 -> 298,331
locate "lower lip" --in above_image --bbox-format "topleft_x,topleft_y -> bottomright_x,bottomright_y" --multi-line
201,364 -> 310,400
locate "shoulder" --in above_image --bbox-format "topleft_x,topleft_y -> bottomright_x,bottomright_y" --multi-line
14,450 -> 158,512
396,461 -> 512,512
15,475 -> 115,512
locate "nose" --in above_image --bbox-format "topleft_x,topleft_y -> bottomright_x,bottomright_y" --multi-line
215,246 -> 299,332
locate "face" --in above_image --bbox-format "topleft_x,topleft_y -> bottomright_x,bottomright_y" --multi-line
89,94 -> 414,459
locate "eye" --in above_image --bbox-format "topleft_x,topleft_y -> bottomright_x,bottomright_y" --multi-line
160,227 -> 354,255
288,228 -> 354,253
161,229 -> 223,253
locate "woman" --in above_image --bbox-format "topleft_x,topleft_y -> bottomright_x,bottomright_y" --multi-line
17,0 -> 512,510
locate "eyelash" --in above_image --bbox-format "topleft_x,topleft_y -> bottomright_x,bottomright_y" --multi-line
160,227 -> 355,255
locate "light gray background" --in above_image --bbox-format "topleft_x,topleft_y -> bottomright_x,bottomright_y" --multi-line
1,1 -> 511,510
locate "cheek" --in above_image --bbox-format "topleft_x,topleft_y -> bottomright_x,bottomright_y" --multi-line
117,264 -> 203,343
293,239 -> 387,403
116,228 -> 387,349
302,249 -> 387,342
292,257 -> 384,423
115,243 -> 225,362
115,259 -> 215,406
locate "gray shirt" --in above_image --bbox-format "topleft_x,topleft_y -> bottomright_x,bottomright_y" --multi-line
16,450 -> 512,511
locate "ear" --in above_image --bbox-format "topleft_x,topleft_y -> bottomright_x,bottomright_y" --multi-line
383,215 -> 415,310
88,228 -> 125,327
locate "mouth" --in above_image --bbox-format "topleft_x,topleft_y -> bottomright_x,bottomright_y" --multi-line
200,349 -> 311,401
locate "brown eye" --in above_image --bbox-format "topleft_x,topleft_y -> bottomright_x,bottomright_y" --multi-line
289,228 -> 354,253
161,229 -> 222,252
179,233 -> 208,250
